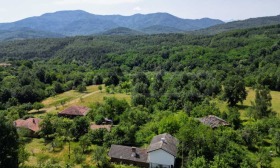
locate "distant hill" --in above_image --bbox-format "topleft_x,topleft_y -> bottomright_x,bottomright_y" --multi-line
0,28 -> 64,41
193,15 -> 280,35
141,25 -> 184,34
0,10 -> 224,37
101,27 -> 145,36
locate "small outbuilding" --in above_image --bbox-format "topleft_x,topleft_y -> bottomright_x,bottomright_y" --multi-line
58,106 -> 90,118
198,115 -> 230,128
14,118 -> 42,136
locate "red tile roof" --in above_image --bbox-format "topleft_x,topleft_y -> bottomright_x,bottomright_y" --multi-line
14,118 -> 42,132
90,124 -> 112,131
58,106 -> 90,116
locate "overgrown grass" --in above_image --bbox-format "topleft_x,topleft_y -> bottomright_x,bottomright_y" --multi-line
24,138 -> 98,167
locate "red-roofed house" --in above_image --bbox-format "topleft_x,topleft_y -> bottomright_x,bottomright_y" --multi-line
58,106 -> 90,118
14,118 -> 42,136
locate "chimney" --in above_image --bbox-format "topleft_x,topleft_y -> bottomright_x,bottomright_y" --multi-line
131,147 -> 136,153
161,137 -> 166,143
131,147 -> 137,158
33,119 -> 36,124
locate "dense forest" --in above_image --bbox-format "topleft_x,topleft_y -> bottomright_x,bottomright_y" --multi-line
1,24 -> 280,167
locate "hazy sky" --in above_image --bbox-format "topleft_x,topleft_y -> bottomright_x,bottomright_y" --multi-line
0,0 -> 279,22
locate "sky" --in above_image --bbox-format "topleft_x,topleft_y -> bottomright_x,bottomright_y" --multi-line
0,0 -> 279,23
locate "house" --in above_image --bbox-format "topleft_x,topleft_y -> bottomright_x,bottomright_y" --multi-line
198,115 -> 230,128
14,118 -> 42,136
148,133 -> 178,168
108,145 -> 149,168
90,124 -> 112,131
108,133 -> 178,168
58,106 -> 90,118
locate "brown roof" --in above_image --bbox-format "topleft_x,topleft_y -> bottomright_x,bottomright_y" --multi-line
90,124 -> 112,131
108,145 -> 148,163
59,106 -> 90,116
147,133 -> 178,157
14,118 -> 42,132
198,115 -> 230,128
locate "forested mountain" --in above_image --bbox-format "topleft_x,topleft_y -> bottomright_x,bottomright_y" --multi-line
1,23 -> 280,167
0,10 -> 223,36
195,14 -> 280,35
101,27 -> 145,36
0,27 -> 64,41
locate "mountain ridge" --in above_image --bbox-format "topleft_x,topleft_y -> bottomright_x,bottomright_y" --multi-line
0,10 -> 224,36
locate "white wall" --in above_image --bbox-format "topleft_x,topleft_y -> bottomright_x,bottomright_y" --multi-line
148,149 -> 175,167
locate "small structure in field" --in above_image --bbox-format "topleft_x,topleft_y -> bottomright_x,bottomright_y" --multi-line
58,105 -> 90,118
103,118 -> 113,125
108,133 -> 178,168
90,124 -> 112,131
198,115 -> 230,128
14,118 -> 42,136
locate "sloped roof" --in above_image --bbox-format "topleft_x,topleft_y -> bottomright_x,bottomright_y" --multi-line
90,124 -> 112,131
58,106 -> 90,116
198,115 -> 230,128
108,145 -> 148,163
147,133 -> 178,157
14,118 -> 42,132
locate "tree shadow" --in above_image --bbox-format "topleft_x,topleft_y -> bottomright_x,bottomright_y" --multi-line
236,104 -> 250,110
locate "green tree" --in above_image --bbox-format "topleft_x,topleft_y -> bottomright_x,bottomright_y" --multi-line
71,117 -> 90,139
33,102 -> 44,112
258,148 -> 272,168
223,75 -> 247,106
18,145 -> 30,166
79,134 -> 92,153
92,146 -> 110,168
0,114 -> 19,168
188,156 -> 208,168
98,85 -> 103,93
250,86 -> 273,119
77,83 -> 87,93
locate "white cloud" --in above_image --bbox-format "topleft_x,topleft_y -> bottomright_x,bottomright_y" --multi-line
133,6 -> 142,11
54,0 -> 141,6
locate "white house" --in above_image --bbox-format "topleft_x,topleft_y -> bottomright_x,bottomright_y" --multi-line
108,133 -> 178,168
147,133 -> 178,168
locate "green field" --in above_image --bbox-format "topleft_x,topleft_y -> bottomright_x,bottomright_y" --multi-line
214,87 -> 280,118
29,85 -> 131,117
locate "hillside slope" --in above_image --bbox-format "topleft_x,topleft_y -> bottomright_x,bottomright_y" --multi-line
194,14 -> 280,35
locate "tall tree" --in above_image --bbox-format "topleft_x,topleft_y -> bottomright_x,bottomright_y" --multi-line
0,114 -> 19,168
250,86 -> 273,119
223,75 -> 247,106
